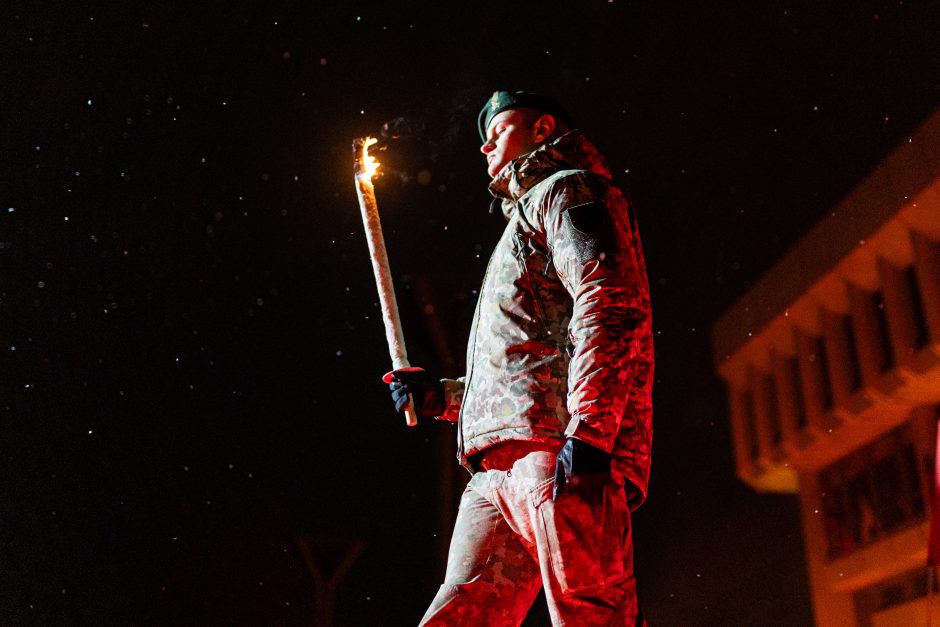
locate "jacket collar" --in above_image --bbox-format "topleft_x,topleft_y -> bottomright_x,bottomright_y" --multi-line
488,131 -> 612,218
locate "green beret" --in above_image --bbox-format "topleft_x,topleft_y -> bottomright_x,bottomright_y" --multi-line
477,90 -> 574,141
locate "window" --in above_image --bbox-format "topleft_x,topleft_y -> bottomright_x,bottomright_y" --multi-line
904,266 -> 930,349
743,390 -> 760,460
789,357 -> 808,430
841,315 -> 863,392
763,373 -> 782,445
812,336 -> 833,411
853,566 -> 938,627
871,290 -> 895,372
820,427 -> 925,560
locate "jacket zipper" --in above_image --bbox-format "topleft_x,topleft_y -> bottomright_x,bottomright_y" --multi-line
457,241 -> 500,470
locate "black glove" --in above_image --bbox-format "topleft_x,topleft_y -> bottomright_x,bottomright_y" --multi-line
383,367 -> 445,418
553,438 -> 611,501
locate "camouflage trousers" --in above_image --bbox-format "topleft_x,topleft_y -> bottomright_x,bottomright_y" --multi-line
419,448 -> 643,626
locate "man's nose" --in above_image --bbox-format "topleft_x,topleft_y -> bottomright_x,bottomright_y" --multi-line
480,140 -> 495,154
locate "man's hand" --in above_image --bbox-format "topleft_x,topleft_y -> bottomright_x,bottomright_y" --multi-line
383,367 -> 445,418
553,438 -> 611,501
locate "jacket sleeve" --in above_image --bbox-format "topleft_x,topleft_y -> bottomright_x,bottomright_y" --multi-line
541,174 -> 652,453
436,377 -> 465,423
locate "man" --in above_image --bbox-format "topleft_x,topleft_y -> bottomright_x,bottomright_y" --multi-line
387,91 -> 654,626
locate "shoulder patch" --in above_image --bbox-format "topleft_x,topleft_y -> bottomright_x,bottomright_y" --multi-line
560,201 -> 615,264
565,201 -> 608,235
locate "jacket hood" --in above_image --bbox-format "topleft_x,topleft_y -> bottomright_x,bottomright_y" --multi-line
488,131 -> 612,218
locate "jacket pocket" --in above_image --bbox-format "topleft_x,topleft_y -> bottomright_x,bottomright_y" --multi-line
513,232 -> 548,337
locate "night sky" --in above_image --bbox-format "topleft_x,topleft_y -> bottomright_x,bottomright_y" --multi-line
4,2 -> 940,625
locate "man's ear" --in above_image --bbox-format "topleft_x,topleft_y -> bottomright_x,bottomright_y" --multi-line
532,113 -> 556,143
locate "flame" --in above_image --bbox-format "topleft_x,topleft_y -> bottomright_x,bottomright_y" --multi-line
360,136 -> 380,180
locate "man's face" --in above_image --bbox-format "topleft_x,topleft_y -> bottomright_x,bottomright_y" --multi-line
480,109 -> 540,178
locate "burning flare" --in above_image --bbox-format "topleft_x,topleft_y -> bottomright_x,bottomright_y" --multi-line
351,135 -> 417,427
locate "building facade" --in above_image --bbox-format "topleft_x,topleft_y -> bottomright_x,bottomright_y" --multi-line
712,110 -> 940,626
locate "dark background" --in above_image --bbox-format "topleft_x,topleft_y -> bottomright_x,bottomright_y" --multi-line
3,1 -> 939,624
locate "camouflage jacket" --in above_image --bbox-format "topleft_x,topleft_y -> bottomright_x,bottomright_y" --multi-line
438,131 -> 654,508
